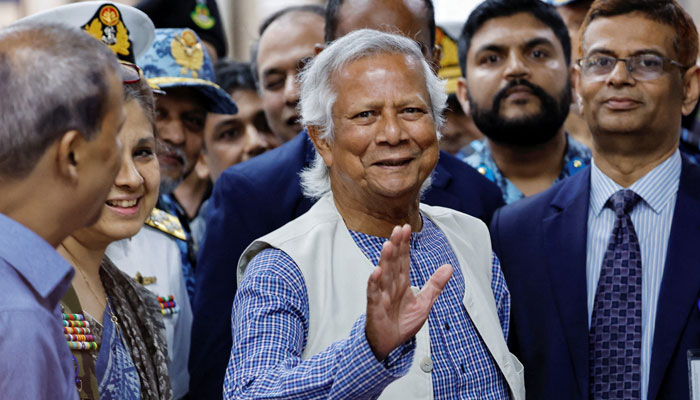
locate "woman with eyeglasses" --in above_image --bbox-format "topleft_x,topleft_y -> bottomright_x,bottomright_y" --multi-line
57,65 -> 172,400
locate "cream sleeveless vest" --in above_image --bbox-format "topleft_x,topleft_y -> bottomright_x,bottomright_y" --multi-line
239,194 -> 525,399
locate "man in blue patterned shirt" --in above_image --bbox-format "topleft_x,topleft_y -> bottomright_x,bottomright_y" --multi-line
223,29 -> 524,400
455,0 -> 591,204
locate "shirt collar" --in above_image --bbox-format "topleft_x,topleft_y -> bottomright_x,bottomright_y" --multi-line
348,214 -> 438,264
589,150 -> 681,216
0,213 -> 74,306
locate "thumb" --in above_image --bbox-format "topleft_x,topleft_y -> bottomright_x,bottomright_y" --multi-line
417,264 -> 453,304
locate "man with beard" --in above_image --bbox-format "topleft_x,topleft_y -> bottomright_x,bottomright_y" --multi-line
456,0 -> 590,204
491,0 -> 700,397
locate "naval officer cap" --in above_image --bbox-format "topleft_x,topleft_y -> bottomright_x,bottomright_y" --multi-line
17,1 -> 155,64
137,28 -> 237,115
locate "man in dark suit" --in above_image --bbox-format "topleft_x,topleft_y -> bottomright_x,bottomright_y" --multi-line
189,1 -> 504,397
490,0 -> 700,398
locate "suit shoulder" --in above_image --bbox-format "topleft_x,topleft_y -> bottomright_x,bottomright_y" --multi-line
222,134 -> 307,181
493,179 -> 569,232
438,151 -> 502,195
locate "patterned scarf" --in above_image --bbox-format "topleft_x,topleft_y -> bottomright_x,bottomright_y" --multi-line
99,256 -> 173,400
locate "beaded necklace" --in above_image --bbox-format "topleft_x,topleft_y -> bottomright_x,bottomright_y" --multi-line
62,311 -> 98,351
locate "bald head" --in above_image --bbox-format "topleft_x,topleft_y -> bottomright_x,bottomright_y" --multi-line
325,0 -> 436,60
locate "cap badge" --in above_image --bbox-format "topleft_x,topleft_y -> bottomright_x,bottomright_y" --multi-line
191,0 -> 215,30
83,4 -> 132,60
171,29 -> 204,78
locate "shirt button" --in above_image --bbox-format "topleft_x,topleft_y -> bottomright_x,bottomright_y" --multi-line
420,357 -> 433,373
411,286 -> 420,296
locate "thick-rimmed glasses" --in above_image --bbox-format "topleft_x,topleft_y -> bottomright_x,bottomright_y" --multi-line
576,54 -> 689,81
119,61 -> 142,84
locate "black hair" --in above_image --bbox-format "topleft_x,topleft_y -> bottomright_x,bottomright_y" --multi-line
251,4 -> 325,88
215,59 -> 257,93
458,0 -> 571,76
324,0 -> 436,46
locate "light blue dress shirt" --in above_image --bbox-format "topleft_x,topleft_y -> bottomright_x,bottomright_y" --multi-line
586,151 -> 681,400
0,213 -> 78,399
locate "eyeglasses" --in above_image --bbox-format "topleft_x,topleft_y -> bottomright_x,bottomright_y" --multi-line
576,54 -> 688,81
119,61 -> 142,84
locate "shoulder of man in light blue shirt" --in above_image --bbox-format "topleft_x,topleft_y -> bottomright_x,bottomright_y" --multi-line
0,213 -> 78,400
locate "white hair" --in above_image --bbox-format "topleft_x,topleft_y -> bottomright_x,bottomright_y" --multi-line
298,29 -> 448,200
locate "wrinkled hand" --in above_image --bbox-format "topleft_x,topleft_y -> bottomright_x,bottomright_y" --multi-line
365,224 -> 453,361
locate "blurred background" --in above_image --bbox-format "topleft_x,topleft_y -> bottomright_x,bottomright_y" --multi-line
3,0 -> 697,62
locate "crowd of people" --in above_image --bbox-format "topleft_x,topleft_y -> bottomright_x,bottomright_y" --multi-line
0,0 -> 699,399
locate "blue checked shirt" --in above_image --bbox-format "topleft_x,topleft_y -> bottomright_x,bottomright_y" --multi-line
587,151 -> 681,400
223,215 -> 511,399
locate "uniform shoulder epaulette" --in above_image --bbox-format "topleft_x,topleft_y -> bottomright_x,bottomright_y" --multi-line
145,208 -> 187,241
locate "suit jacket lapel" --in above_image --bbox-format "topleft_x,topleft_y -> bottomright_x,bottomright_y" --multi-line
542,168 -> 592,399
648,158 -> 700,399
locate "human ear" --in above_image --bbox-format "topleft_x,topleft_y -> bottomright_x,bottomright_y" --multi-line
56,130 -> 81,182
307,126 -> 333,168
572,66 -> 585,115
456,77 -> 471,115
681,65 -> 700,116
430,45 -> 442,74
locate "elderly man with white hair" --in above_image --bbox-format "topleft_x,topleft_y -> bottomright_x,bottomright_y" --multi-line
222,29 -> 525,400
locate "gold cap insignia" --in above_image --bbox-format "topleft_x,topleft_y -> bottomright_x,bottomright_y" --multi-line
82,4 -> 132,61
171,29 -> 204,78
191,2 -> 215,30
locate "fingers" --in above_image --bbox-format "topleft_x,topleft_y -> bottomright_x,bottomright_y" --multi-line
397,224 -> 411,277
366,266 -> 382,303
378,224 -> 412,291
418,264 -> 453,305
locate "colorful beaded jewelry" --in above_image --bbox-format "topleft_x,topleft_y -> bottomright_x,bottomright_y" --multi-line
61,312 -> 98,352
157,295 -> 180,315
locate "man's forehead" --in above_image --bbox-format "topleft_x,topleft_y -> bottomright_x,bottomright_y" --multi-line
332,52 -> 430,106
337,52 -> 422,77
469,13 -> 561,55
258,12 -> 323,69
581,14 -> 678,58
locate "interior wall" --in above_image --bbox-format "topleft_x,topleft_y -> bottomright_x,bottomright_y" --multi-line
221,0 -> 324,62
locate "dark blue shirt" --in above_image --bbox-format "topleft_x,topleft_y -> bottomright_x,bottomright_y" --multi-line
0,213 -> 78,399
